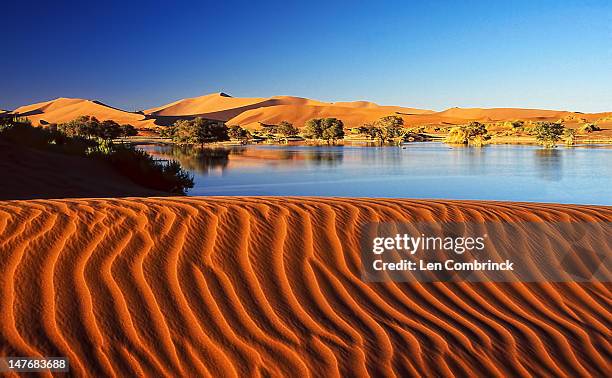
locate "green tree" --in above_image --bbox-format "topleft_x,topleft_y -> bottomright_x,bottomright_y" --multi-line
580,123 -> 601,133
445,122 -> 490,146
275,121 -> 299,138
356,123 -> 378,140
303,119 -> 324,139
374,115 -> 404,143
170,117 -> 229,145
533,122 -> 564,148
228,125 -> 251,142
564,128 -> 576,146
120,124 -> 138,137
58,116 -> 137,139
321,118 -> 345,144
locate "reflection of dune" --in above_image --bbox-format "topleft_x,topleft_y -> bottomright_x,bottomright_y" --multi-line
0,197 -> 610,376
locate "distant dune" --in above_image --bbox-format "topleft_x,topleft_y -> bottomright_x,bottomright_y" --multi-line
9,93 -> 612,130
12,98 -> 151,127
0,197 -> 610,376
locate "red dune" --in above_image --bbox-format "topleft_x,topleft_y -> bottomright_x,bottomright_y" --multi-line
0,197 -> 609,377
9,93 -> 612,130
12,98 -> 149,127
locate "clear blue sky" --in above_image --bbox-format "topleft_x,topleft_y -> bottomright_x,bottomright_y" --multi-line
2,0 -> 611,112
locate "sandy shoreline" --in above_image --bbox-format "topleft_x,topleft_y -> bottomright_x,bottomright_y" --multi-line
0,197 -> 610,376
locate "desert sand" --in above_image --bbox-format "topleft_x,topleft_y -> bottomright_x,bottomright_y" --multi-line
11,93 -> 612,131
0,197 -> 610,377
12,98 -> 151,127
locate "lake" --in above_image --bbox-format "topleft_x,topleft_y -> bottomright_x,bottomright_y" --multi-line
138,143 -> 612,205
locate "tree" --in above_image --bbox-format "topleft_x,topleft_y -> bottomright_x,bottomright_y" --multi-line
533,122 -> 564,148
374,115 -> 404,143
228,125 -> 251,142
445,122 -> 490,146
170,117 -> 229,145
356,123 -> 378,140
564,128 -> 576,146
320,118 -> 344,144
120,124 -> 138,137
580,123 -> 601,133
58,116 -> 137,139
303,119 -> 324,139
275,121 -> 299,138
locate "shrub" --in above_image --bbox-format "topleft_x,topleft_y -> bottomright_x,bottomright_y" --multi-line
445,122 -> 490,146
564,128 -> 576,146
0,119 -> 193,194
533,122 -> 564,148
107,146 -> 194,195
579,123 -> 601,133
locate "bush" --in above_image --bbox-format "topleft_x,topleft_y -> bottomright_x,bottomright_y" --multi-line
0,119 -> 193,194
445,122 -> 490,146
579,123 -> 601,133
107,146 -> 194,195
564,128 -> 576,146
533,122 -> 564,148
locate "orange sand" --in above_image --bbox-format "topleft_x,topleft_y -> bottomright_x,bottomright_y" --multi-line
13,93 -> 611,130
0,197 -> 610,376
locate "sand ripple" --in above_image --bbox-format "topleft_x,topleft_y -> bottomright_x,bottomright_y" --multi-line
0,197 -> 610,377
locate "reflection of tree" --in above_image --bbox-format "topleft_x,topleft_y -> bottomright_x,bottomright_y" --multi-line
534,149 -> 562,182
163,145 -> 232,175
304,148 -> 344,167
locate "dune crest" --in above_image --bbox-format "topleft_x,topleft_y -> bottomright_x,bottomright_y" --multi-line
12,97 -> 146,126
9,93 -> 612,129
0,197 -> 610,377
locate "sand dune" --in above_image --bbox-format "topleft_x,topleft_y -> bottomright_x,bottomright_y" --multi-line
9,93 -> 612,130
13,98 -> 147,126
0,197 -> 609,377
144,93 -> 434,126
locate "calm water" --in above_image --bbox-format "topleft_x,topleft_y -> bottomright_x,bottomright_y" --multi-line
138,143 -> 612,205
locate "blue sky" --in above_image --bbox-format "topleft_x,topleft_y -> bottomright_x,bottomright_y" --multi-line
2,0 -> 611,112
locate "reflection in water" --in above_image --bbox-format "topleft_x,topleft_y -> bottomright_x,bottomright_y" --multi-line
142,145 -> 233,174
140,144 -> 344,174
534,149 -> 563,182
136,143 -> 611,205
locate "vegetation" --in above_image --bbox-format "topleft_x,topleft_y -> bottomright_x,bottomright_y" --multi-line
374,115 -> 404,143
354,116 -> 406,144
162,117 -> 229,145
579,123 -> 601,133
56,115 -> 138,139
564,128 -> 576,146
274,121 -> 300,139
533,122 -> 564,148
0,117 -> 193,194
303,118 -> 345,144
445,122 -> 490,146
228,125 -> 251,142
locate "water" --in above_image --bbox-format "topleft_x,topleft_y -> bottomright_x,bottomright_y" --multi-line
138,143 -> 612,205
